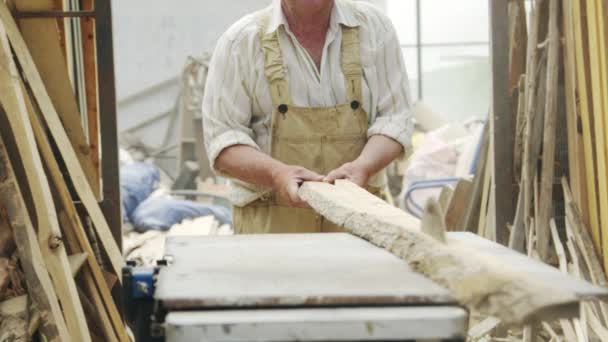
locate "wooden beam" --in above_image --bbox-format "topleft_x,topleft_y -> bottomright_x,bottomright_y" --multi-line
13,0 -> 99,198
490,0 -> 514,245
0,1 -> 123,280
0,19 -> 90,341
299,180 -> 579,325
0,132 -> 68,341
81,0 -> 99,189
536,0 -> 560,261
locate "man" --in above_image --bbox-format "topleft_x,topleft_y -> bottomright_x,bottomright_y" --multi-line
203,0 -> 413,234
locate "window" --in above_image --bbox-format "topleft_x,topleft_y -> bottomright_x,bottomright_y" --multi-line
387,0 -> 491,122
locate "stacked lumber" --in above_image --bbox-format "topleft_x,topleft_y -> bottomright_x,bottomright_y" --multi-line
0,3 -> 127,341
459,0 -> 608,340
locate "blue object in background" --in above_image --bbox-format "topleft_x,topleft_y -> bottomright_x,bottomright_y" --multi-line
121,162 -> 160,222
131,197 -> 232,232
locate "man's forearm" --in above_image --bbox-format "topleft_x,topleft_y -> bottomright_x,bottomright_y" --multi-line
353,135 -> 403,176
215,145 -> 285,188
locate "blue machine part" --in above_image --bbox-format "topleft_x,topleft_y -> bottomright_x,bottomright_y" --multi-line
131,267 -> 156,299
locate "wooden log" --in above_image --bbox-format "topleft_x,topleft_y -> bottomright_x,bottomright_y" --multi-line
0,134 -> 68,341
14,0 -> 99,198
536,0 -> 560,261
299,180 -> 578,325
0,19 -> 90,341
0,1 -> 123,280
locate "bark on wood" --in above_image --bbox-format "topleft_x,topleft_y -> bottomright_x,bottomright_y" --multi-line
14,0 -> 99,198
0,19 -> 90,341
0,2 -> 123,280
0,133 -> 67,341
299,180 -> 578,325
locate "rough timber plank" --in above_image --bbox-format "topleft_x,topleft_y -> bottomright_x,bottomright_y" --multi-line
14,0 -> 99,198
299,181 -> 585,325
25,83 -> 128,341
0,20 -> 90,341
0,1 -> 122,280
536,0 -> 560,261
444,178 -> 472,231
0,132 -> 68,341
572,0 -> 601,253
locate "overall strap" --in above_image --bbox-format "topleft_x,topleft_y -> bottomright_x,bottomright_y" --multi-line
260,14 -> 292,110
340,25 -> 363,109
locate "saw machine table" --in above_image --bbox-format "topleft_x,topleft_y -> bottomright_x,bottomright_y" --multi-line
150,232 -> 606,342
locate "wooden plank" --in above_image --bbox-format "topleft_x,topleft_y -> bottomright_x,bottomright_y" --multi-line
586,0 -> 608,268
24,77 -> 129,341
536,0 -> 560,261
572,0 -> 602,254
299,180 -> 583,325
0,19 -> 90,341
563,0 -> 588,221
459,123 -> 489,232
0,1 -> 123,280
490,0 -> 514,245
81,0 -> 100,188
508,0 -> 528,91
14,0 -> 99,198
0,133 -> 68,341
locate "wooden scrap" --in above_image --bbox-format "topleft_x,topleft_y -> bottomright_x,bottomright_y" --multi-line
0,1 -> 123,280
468,316 -> 501,340
14,0 -> 99,198
536,0 -> 560,261
0,295 -> 28,342
299,180 -> 579,325
421,198 -> 447,243
460,123 -> 489,232
0,257 -> 9,293
0,136 -> 68,341
438,184 -> 454,214
68,253 -> 88,277
444,178 -> 473,231
0,19 -> 90,341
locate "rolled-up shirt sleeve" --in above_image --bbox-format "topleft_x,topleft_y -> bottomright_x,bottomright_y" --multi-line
203,34 -> 259,172
367,18 -> 414,153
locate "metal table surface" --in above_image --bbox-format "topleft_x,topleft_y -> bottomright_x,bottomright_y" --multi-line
165,306 -> 468,342
155,233 -> 456,310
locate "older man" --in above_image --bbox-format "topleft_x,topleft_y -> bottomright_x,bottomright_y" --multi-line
203,0 -> 413,234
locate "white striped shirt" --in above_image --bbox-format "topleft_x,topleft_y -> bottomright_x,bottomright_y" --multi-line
203,0 -> 413,206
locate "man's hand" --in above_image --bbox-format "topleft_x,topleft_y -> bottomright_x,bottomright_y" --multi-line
272,165 -> 324,207
323,160 -> 372,187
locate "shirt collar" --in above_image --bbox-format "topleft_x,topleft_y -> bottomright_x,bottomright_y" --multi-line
266,0 -> 360,34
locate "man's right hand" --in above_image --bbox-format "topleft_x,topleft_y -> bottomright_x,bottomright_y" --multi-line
272,165 -> 324,208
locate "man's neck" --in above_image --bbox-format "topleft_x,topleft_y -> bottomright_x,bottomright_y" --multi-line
281,0 -> 334,36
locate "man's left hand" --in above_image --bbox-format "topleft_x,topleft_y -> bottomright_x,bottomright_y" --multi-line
323,160 -> 371,187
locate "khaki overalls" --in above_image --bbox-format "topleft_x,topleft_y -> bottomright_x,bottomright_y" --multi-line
233,16 -> 377,234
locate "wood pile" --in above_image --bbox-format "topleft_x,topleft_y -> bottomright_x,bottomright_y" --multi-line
0,2 -> 127,341
452,0 -> 608,341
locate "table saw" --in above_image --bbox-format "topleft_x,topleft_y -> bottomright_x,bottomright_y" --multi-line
124,232 -> 608,342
